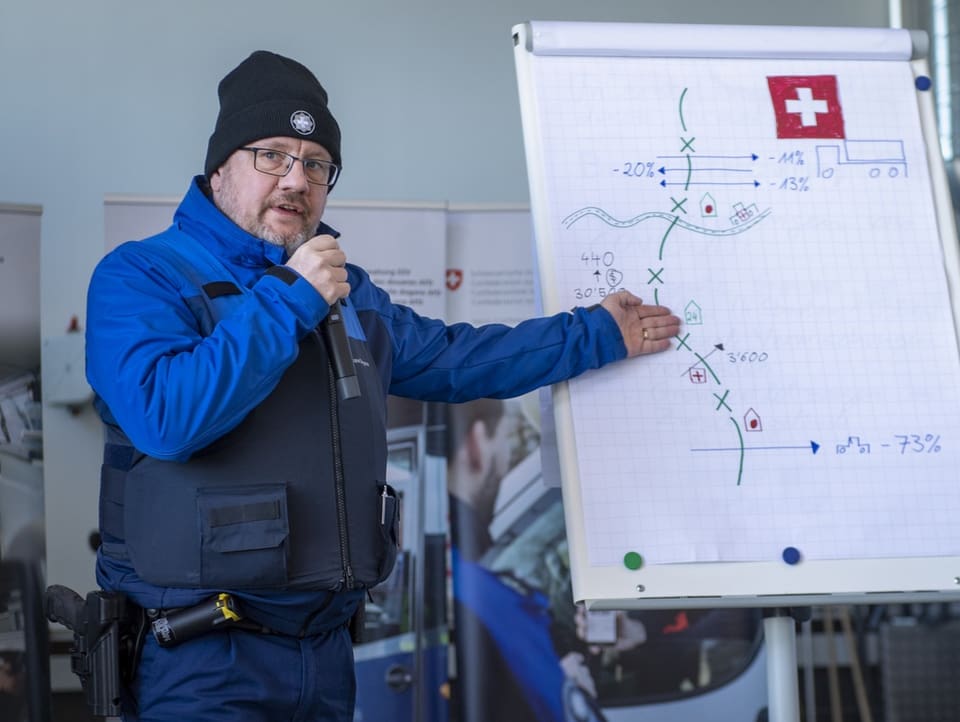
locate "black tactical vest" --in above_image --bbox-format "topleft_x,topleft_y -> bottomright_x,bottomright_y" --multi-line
97,243 -> 398,592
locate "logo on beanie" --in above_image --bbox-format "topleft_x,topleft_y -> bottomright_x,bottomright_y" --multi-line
290,110 -> 316,135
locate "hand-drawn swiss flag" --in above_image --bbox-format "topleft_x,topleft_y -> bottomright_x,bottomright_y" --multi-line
767,75 -> 845,139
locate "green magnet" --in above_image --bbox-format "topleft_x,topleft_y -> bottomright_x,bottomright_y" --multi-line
623,551 -> 643,570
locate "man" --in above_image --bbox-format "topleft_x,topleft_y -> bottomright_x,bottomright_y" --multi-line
85,50 -> 681,721
446,397 -> 513,564
445,397 -> 566,721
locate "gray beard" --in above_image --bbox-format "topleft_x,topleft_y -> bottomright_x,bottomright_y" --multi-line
212,169 -> 313,257
256,225 -> 310,257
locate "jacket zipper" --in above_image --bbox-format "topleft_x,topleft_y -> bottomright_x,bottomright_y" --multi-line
319,329 -> 355,590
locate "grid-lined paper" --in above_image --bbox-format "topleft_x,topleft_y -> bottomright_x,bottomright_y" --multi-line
526,52 -> 960,568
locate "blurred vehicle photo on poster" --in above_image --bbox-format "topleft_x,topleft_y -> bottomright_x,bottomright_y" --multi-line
353,397 -> 449,722
447,393 -> 768,722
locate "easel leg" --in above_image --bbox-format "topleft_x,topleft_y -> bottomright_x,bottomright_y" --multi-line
764,609 -> 803,722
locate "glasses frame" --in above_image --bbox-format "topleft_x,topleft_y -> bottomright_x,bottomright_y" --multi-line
239,146 -> 341,188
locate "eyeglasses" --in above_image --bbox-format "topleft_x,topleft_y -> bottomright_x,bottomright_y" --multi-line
239,147 -> 341,187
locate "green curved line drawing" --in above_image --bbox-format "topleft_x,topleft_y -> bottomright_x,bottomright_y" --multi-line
694,353 -> 721,385
729,417 -> 745,486
679,87 -> 688,132
653,287 -> 660,305
659,216 -> 680,260
684,154 -> 692,191
562,207 -> 771,237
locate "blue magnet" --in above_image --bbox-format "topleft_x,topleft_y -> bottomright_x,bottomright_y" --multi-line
916,76 -> 932,91
782,546 -> 801,565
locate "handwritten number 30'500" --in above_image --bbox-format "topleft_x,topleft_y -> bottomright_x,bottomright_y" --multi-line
573,286 -> 623,300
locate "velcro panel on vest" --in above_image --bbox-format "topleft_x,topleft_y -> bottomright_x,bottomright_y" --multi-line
202,281 -> 242,298
207,500 -> 281,528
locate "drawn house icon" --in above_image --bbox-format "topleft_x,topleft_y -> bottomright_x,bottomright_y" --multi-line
744,408 -> 762,432
701,193 -> 718,217
685,301 -> 703,325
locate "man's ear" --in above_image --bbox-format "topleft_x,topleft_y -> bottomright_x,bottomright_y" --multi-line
208,169 -> 222,193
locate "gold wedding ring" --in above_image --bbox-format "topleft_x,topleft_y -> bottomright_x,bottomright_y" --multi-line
642,328 -> 649,340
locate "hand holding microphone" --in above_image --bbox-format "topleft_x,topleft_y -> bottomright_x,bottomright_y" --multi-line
286,234 -> 360,400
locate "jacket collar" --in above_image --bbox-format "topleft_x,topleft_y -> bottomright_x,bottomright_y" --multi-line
173,176 -> 290,268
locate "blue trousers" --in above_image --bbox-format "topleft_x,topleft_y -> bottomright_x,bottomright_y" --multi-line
123,624 -> 356,721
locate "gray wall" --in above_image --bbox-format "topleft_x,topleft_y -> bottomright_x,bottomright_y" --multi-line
0,0 -> 888,593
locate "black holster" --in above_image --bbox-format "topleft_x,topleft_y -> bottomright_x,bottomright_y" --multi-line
44,585 -> 147,718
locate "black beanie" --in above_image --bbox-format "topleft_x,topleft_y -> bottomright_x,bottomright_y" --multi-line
204,50 -> 342,178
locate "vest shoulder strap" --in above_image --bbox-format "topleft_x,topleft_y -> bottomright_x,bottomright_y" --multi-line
147,233 -> 244,334
148,233 -> 238,295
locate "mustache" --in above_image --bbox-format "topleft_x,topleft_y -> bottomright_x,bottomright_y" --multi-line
267,194 -> 309,214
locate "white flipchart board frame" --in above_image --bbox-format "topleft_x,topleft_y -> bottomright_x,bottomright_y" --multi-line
513,21 -> 960,610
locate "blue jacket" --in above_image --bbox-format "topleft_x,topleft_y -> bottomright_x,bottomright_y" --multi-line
86,177 -> 627,632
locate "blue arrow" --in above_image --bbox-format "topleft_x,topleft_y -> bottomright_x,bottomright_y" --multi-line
691,441 -> 821,453
658,154 -> 759,160
661,181 -> 760,187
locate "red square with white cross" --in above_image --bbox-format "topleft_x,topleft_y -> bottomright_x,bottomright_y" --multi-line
767,75 -> 846,139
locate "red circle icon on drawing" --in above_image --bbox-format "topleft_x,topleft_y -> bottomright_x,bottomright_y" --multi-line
745,408 -> 762,432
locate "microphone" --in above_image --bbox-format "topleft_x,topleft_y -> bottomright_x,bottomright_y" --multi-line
321,299 -> 361,400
